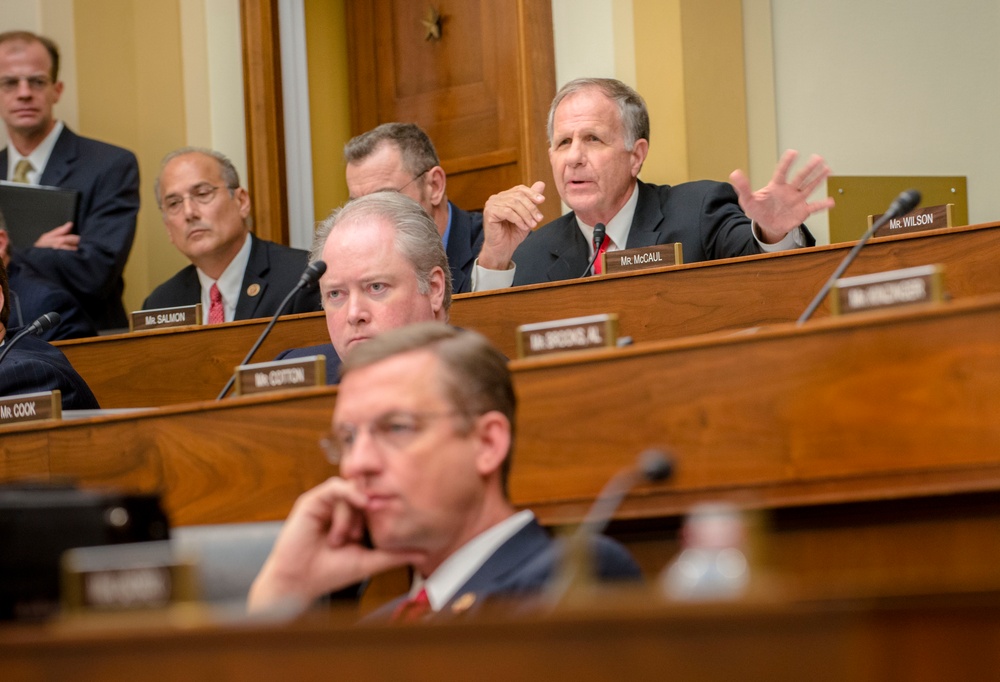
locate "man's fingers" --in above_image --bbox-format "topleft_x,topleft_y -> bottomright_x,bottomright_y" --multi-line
771,149 -> 799,184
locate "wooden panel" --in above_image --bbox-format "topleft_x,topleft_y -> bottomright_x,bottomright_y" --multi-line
54,221 -> 1000,408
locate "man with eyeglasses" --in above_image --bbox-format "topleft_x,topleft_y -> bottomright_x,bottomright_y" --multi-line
249,322 -> 640,619
0,31 -> 139,332
143,148 -> 320,322
344,123 -> 483,293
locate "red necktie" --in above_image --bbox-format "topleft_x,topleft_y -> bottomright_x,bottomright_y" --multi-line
208,283 -> 225,324
593,235 -> 612,275
391,588 -> 431,623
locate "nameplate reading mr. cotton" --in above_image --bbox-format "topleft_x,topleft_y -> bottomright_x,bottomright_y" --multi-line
0,390 -> 60,425
130,304 -> 202,332
602,243 -> 683,275
830,265 -> 945,316
234,355 -> 327,396
516,314 -> 618,359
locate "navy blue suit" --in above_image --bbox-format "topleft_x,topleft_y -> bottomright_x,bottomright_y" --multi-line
0,332 -> 99,410
274,342 -> 340,385
511,180 -> 815,286
366,519 -> 641,621
6,260 -> 97,341
1,126 -> 140,331
446,203 -> 484,294
143,234 -> 321,319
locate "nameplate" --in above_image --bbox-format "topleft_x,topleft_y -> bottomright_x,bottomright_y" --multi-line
516,314 -> 618,359
830,265 -> 945,316
0,390 -> 60,424
61,541 -> 198,612
601,243 -> 683,275
870,204 -> 952,237
130,304 -> 202,332
233,355 -> 327,396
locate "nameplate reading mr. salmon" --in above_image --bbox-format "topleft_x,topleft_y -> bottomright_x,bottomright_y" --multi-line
130,304 -> 202,332
516,314 -> 618,359
830,265 -> 945,316
602,243 -> 683,275
871,204 -> 952,237
234,355 -> 327,396
0,390 -> 61,425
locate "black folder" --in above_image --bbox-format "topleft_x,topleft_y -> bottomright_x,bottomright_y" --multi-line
0,181 -> 79,247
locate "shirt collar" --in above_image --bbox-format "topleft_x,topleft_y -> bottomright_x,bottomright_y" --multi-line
7,120 -> 64,185
195,233 -> 253,323
574,180 -> 640,253
442,201 -> 453,250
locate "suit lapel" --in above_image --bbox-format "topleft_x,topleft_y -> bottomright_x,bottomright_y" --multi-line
234,235 -> 269,319
38,127 -> 77,187
0,148 -> 8,181
446,203 -> 474,293
547,217 -> 589,282
625,181 -> 667,249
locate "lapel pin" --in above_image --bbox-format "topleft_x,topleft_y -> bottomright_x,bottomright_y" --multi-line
451,592 -> 477,614
246,283 -> 261,297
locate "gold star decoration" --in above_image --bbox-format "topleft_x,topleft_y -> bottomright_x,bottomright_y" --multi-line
423,6 -> 442,41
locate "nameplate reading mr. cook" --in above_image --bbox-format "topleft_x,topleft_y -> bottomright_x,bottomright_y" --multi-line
0,390 -> 60,424
601,243 -> 683,275
830,264 -> 945,316
234,355 -> 327,396
130,304 -> 202,332
871,204 -> 953,238
516,314 -> 618,359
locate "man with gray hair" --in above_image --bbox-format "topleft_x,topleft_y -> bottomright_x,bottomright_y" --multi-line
143,147 -> 320,322
344,123 -> 483,293
275,191 -> 451,383
473,77 -> 835,290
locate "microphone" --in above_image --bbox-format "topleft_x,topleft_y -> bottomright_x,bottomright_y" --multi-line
216,261 -> 327,400
0,312 -> 62,365
797,189 -> 921,325
549,448 -> 674,603
579,223 -> 607,278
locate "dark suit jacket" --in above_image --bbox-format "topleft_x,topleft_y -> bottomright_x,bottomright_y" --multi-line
1,126 -> 140,331
366,519 -> 641,621
0,332 -> 100,410
274,343 -> 340,385
447,203 -> 484,294
511,180 -> 815,286
6,261 -> 97,341
143,234 -> 321,319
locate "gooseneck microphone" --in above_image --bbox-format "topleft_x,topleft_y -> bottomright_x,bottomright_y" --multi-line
579,223 -> 607,278
0,312 -> 62,365
797,189 -> 921,325
216,261 -> 327,400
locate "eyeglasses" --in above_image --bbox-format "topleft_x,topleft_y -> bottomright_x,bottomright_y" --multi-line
160,184 -> 234,215
0,75 -> 53,93
396,168 -> 431,194
320,410 -> 466,465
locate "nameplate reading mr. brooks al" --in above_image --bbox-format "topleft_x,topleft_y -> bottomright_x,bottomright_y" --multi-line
516,314 -> 618,359
234,355 -> 327,396
830,264 -> 945,316
0,390 -> 61,425
601,243 -> 683,275
130,304 -> 202,332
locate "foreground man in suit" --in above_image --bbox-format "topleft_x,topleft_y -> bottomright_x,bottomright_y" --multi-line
473,77 -> 835,290
0,256 -> 98,410
344,123 -> 484,293
0,31 -> 139,331
144,148 -> 320,322
250,322 -> 639,619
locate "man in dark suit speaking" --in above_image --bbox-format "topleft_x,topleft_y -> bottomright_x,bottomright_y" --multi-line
143,148 -> 320,322
0,31 -> 139,332
249,323 -> 639,620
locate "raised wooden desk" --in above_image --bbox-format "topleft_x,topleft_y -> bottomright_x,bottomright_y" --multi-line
56,221 -> 1000,408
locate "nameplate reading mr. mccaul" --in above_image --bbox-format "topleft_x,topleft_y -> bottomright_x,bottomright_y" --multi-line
234,355 -> 327,396
870,204 -> 953,238
130,304 -> 202,332
0,390 -> 60,425
516,314 -> 618,359
830,264 -> 945,316
601,243 -> 683,275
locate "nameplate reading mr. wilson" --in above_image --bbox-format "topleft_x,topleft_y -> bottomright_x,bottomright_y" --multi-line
871,204 -> 952,238
234,355 -> 327,396
516,314 -> 618,359
0,390 -> 60,425
130,304 -> 202,332
601,243 -> 683,275
830,264 -> 945,316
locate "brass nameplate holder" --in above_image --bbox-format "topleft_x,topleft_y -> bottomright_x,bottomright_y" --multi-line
233,355 -> 327,396
830,265 -> 945,316
130,304 -> 202,332
869,204 -> 953,238
601,243 -> 683,275
61,541 -> 198,613
516,314 -> 618,359
0,390 -> 60,425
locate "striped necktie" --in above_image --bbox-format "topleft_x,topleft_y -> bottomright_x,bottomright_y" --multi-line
12,159 -> 33,183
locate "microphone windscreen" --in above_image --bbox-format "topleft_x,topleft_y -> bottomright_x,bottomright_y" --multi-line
33,312 -> 61,334
298,260 -> 327,288
593,223 -> 606,249
638,449 -> 674,482
887,189 -> 921,220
